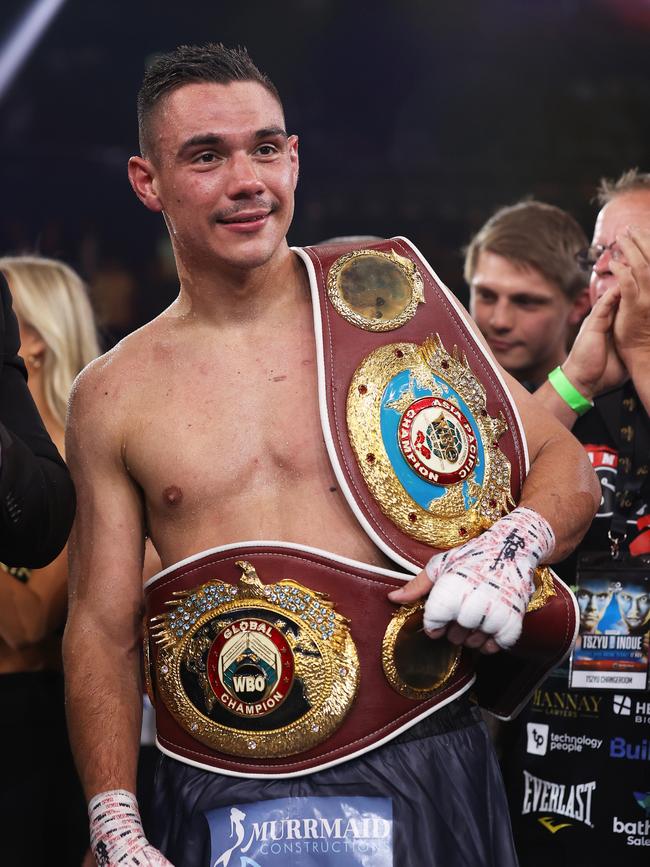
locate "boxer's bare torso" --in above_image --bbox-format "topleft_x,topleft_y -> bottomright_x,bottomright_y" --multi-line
80,260 -> 391,572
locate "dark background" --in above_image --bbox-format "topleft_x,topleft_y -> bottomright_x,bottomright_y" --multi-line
1,0 -> 649,341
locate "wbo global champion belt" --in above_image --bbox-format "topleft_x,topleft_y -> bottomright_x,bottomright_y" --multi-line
149,560 -> 359,760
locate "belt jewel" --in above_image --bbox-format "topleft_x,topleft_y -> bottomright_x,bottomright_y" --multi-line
150,561 -> 359,758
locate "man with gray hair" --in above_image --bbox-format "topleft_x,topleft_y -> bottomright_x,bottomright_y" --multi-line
501,170 -> 650,865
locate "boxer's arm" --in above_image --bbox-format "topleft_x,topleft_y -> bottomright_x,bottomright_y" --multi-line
461,302 -> 601,555
503,368 -> 600,559
63,360 -> 146,800
390,308 -> 600,651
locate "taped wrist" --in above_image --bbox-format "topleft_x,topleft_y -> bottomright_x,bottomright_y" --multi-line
423,507 -> 555,647
89,789 -> 148,865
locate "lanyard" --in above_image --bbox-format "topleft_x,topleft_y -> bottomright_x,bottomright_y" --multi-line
609,382 -> 650,557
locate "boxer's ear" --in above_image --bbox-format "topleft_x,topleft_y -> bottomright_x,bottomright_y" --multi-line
128,156 -> 163,213
288,134 -> 299,190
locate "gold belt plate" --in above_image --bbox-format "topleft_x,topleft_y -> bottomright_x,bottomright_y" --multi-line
150,562 -> 359,759
347,335 -> 514,548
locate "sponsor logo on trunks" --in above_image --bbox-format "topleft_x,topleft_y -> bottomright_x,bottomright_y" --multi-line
610,736 -> 650,761
521,771 -> 596,830
207,617 -> 294,718
612,694 -> 650,724
206,797 -> 393,866
526,723 -> 602,756
398,396 -> 478,486
612,793 -> 650,848
531,688 -> 602,719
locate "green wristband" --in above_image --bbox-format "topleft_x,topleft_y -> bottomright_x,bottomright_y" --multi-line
547,366 -> 594,416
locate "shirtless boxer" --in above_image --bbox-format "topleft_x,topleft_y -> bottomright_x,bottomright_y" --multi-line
63,44 -> 599,867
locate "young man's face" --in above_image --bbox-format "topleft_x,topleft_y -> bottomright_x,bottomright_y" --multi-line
616,587 -> 650,632
139,80 -> 299,273
469,250 -> 585,385
576,580 -> 614,633
590,191 -> 650,305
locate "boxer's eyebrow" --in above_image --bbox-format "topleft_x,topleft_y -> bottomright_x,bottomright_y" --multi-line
177,133 -> 223,158
177,127 -> 288,159
254,127 -> 288,140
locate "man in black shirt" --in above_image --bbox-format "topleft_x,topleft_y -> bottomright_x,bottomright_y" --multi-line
504,171 -> 650,864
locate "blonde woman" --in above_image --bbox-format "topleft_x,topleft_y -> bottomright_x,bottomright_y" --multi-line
0,256 -> 100,867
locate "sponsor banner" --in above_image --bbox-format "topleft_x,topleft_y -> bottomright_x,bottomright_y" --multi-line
612,694 -> 650,724
205,797 -> 393,866
526,722 -> 602,756
530,687 -> 603,720
521,770 -> 596,829
612,791 -> 650,848
610,736 -> 650,762
569,568 -> 650,691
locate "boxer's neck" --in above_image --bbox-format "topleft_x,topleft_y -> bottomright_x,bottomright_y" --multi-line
174,243 -> 307,327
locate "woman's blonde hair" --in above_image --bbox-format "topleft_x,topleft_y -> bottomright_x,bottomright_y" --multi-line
0,256 -> 101,426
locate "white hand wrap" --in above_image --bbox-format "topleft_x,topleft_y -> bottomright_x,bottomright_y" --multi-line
423,506 -> 555,648
89,790 -> 172,866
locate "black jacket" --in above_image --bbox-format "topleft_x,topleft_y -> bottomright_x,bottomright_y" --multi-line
0,274 -> 76,567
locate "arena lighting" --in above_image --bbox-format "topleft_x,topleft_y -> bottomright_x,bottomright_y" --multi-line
0,0 -> 68,102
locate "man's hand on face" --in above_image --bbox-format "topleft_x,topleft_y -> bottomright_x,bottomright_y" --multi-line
610,225 -> 650,378
562,285 -> 628,400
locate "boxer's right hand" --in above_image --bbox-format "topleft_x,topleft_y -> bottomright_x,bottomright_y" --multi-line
88,790 -> 173,866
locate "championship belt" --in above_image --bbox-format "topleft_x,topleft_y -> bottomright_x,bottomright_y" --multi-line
293,237 -> 577,717
145,238 -> 578,778
144,543 -> 475,777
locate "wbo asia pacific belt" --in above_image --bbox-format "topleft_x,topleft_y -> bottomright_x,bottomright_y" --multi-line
293,237 -> 529,567
144,542 -> 576,779
292,237 -> 577,715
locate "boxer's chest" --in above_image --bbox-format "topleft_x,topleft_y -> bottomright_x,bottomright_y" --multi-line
126,330 -> 335,530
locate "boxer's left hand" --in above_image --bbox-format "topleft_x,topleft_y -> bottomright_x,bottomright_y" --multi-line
388,507 -> 555,653
88,790 -> 173,866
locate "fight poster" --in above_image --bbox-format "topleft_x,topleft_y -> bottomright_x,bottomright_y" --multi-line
570,556 -> 650,691
205,796 -> 393,866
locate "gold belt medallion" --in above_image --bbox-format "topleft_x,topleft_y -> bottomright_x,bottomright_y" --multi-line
327,248 -> 425,331
382,602 -> 461,699
347,335 -> 514,548
150,561 -> 359,759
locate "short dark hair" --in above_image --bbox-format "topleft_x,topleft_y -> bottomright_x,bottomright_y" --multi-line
596,168 -> 650,206
137,43 -> 283,158
464,200 -> 589,301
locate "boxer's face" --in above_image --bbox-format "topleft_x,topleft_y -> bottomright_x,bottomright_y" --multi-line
590,191 -> 650,305
469,250 -> 585,384
576,580 -> 613,633
133,81 -> 299,273
616,588 -> 650,631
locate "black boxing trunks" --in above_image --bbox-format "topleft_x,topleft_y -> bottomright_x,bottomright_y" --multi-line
149,696 -> 519,867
